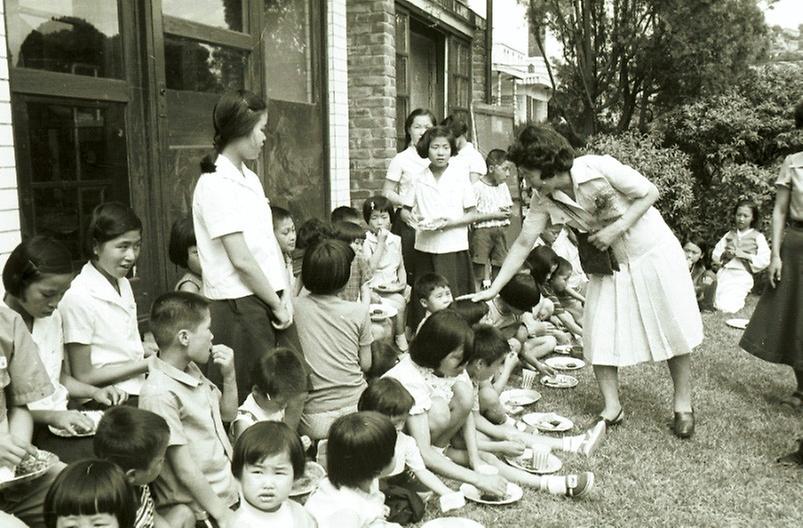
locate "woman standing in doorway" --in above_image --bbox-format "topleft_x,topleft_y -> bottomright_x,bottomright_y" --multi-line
192,90 -> 306,429
383,108 -> 437,285
465,125 -> 703,438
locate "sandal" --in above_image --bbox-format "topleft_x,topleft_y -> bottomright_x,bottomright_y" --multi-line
781,391 -> 803,409
595,408 -> 624,427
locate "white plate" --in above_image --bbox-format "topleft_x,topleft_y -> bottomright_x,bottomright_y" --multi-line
48,410 -> 104,438
499,389 -> 541,408
422,519 -> 484,528
0,450 -> 59,491
459,482 -> 523,505
726,318 -> 749,330
544,356 -> 586,371
506,450 -> 563,474
369,303 -> 398,321
540,374 -> 579,388
553,344 -> 573,354
521,412 -> 574,432
373,282 -> 405,293
290,462 -> 326,497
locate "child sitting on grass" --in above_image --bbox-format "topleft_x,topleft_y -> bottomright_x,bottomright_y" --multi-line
94,406 -> 195,528
230,421 -> 317,527
366,340 -> 401,382
548,257 -> 585,326
525,246 -> 576,342
231,347 -> 309,441
139,292 -> 238,527
293,218 -> 332,296
169,217 -> 204,295
414,272 -> 454,333
305,411 -> 402,528
358,379 -> 465,512
465,326 -> 605,459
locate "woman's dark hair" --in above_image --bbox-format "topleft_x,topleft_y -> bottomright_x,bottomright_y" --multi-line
327,411 -> 396,489
410,310 -> 474,370
271,206 -> 293,226
232,421 -> 306,480
358,377 -> 414,417
332,220 -> 366,244
499,273 -> 541,311
471,325 -> 509,365
367,339 -> 400,381
416,126 -> 458,159
301,238 -> 354,294
362,195 -> 395,224
683,237 -> 710,271
404,108 -> 437,148
251,347 -> 308,398
200,90 -> 267,173
3,236 -> 73,298
86,202 -> 142,260
507,125 -> 575,179
450,299 -> 490,327
526,245 -> 560,285
44,459 -> 137,528
296,218 -> 332,250
733,200 -> 760,229
168,216 -> 196,269
441,114 -> 469,138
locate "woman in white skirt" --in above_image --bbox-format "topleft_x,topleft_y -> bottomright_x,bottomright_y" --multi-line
467,126 -> 703,438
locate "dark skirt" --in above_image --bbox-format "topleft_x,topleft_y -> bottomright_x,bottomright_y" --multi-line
208,295 -> 307,403
392,212 -> 417,286
740,225 -> 803,370
409,250 -> 475,328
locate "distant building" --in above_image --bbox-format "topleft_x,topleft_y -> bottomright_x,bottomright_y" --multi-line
769,24 -> 803,62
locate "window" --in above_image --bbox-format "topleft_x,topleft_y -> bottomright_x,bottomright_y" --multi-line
448,37 -> 472,124
162,0 -> 244,32
395,10 -> 410,150
264,0 -> 315,103
163,35 -> 247,93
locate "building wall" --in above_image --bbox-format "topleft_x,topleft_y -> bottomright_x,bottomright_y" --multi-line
346,0 -> 397,204
327,0 -> 351,207
471,23 -> 488,107
0,0 -> 20,294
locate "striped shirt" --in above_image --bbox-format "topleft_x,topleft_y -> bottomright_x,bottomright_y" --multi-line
473,179 -> 513,229
135,485 -> 156,528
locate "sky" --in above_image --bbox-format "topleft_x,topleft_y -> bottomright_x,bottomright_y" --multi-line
760,0 -> 802,29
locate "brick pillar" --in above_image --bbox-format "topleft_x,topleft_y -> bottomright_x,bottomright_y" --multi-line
472,23 -> 488,109
346,0 -> 397,204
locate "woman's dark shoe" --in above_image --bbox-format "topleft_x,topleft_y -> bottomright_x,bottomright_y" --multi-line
596,408 -> 624,427
777,438 -> 803,467
673,411 -> 695,439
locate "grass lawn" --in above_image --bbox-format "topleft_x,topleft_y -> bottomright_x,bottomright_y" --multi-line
413,296 -> 803,527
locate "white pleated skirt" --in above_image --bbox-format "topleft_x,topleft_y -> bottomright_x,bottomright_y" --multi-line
583,210 -> 704,367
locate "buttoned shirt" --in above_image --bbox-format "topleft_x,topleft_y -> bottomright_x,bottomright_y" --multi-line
453,141 -> 487,177
60,262 -> 145,395
386,146 -> 429,204
193,154 -> 288,300
139,358 -> 237,509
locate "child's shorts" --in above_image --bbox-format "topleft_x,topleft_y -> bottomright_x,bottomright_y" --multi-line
471,226 -> 509,266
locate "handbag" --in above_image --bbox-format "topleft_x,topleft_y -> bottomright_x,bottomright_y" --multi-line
574,231 -> 620,276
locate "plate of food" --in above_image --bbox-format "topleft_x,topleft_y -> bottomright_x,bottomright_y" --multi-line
521,412 -> 574,432
505,449 -> 563,475
373,282 -> 406,293
48,410 -> 104,438
422,519 -> 484,528
499,389 -> 541,408
726,318 -> 749,330
290,461 -> 326,497
459,482 -> 523,505
369,304 -> 398,321
553,344 -> 573,354
0,449 -> 59,491
540,374 -> 579,389
544,356 -> 586,371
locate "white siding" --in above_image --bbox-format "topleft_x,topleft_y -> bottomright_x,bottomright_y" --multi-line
0,0 -> 20,294
327,0 -> 351,208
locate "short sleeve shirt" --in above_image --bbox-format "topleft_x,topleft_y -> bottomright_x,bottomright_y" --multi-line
382,355 -> 469,416
406,162 -> 478,253
363,231 -> 404,285
0,307 -> 54,423
473,179 -> 513,229
388,431 -> 427,476
776,152 -> 803,221
386,146 -> 430,201
139,359 -> 237,509
453,142 -> 488,176
59,262 -> 145,395
193,154 -> 288,300
293,295 -> 372,414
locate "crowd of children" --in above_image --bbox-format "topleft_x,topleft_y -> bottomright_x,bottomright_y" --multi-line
0,92 -> 782,528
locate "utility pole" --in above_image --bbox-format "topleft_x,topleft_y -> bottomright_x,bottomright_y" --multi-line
485,0 -> 493,103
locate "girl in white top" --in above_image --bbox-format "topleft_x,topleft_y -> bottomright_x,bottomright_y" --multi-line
305,412 -> 401,528
61,203 -> 154,399
384,109 -> 436,285
711,200 -> 771,313
2,237 -> 126,446
192,90 -> 306,417
442,114 -> 487,183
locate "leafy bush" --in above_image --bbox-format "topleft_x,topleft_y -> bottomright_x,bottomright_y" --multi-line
582,132 -> 695,234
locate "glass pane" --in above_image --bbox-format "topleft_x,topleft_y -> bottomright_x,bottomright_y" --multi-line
7,0 -> 123,78
263,0 -> 313,103
24,100 -> 130,263
396,56 -> 407,95
164,35 -> 246,92
395,13 -> 408,54
162,0 -> 244,32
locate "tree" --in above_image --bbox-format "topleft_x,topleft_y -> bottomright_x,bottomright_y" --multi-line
529,0 -> 769,137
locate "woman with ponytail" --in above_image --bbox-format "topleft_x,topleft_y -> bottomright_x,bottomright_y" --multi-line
192,90 -> 307,428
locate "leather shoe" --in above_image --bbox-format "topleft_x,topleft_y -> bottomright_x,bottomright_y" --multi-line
673,411 -> 695,439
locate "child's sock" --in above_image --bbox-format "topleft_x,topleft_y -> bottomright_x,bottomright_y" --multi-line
560,421 -> 605,457
540,475 -> 569,494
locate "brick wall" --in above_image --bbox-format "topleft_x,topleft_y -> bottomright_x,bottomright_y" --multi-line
346,0 -> 397,204
327,0 -> 351,208
472,24 -> 488,108
0,1 -> 20,295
